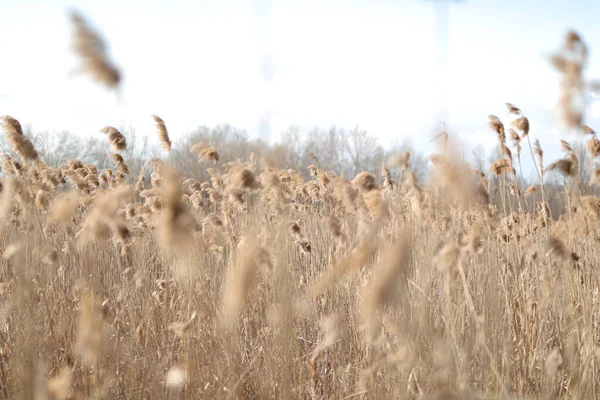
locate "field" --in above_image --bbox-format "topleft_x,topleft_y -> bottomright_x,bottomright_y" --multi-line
0,15 -> 599,400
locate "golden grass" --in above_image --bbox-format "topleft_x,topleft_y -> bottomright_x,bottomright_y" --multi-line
2,27 -> 600,400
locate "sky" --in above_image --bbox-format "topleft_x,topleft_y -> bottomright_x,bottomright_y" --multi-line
2,0 -> 600,176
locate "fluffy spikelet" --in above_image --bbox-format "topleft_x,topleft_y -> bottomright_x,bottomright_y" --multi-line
405,171 -> 424,217
110,152 -> 129,176
76,185 -> 132,248
363,189 -> 388,219
35,190 -> 48,210
509,129 -> 520,144
69,10 -> 121,89
352,172 -> 378,193
545,349 -> 563,377
334,178 -> 359,213
533,139 -> 544,174
582,195 -> 600,223
587,136 -> 600,159
547,157 -> 577,178
311,242 -> 376,296
490,158 -> 515,175
0,178 -> 15,224
428,139 -> 489,211
151,115 -> 171,151
190,143 -> 219,163
0,115 -> 39,164
547,236 -> 578,262
74,287 -> 107,365
381,165 -> 394,190
560,139 -> 573,153
488,115 -> 506,142
512,117 -> 530,138
463,224 -> 482,254
505,102 -> 522,115
550,30 -> 588,130
169,312 -> 197,339
223,237 -> 272,329
100,126 -> 127,151
435,243 -> 462,272
582,124 -> 596,135
525,185 -> 537,196
227,164 -> 262,191
1,155 -> 21,176
135,168 -> 145,192
328,214 -> 346,241
362,234 -> 410,342
389,151 -> 410,169
47,367 -> 73,400
165,365 -> 188,389
156,165 -> 199,251
590,168 -> 600,186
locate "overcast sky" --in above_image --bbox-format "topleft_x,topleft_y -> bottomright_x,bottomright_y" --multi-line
1,0 -> 600,175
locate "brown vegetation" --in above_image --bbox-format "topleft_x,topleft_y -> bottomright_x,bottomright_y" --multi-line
1,22 -> 600,400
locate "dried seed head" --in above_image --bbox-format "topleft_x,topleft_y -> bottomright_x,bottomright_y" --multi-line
505,102 -> 522,115
227,164 -> 262,191
165,365 -> 188,388
582,125 -> 596,135
100,126 -> 127,151
75,289 -> 107,365
69,10 -> 121,89
587,136 -> 600,159
547,158 -> 577,178
0,115 -> 39,164
362,236 -> 410,342
560,139 -> 573,153
545,348 -> 563,376
381,165 -> 394,190
47,367 -> 73,400
490,158 -> 515,175
50,191 -> 80,223
190,143 -> 219,163
512,117 -> 530,138
547,236 -> 578,262
223,238 -> 272,329
151,115 -> 172,151
590,168 -> 600,186
352,172 -> 378,193
389,151 -> 410,169
525,185 -> 537,196
169,312 -> 197,339
488,115 -> 506,142
156,165 -> 199,251
33,190 -> 48,212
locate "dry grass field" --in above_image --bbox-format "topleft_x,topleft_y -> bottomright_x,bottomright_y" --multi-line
0,12 -> 600,400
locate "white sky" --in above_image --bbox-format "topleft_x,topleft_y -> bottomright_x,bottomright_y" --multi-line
1,0 -> 600,174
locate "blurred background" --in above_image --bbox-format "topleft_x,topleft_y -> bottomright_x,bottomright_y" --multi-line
1,0 -> 599,178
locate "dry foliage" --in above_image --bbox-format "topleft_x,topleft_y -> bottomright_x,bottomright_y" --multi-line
3,24 -> 600,400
